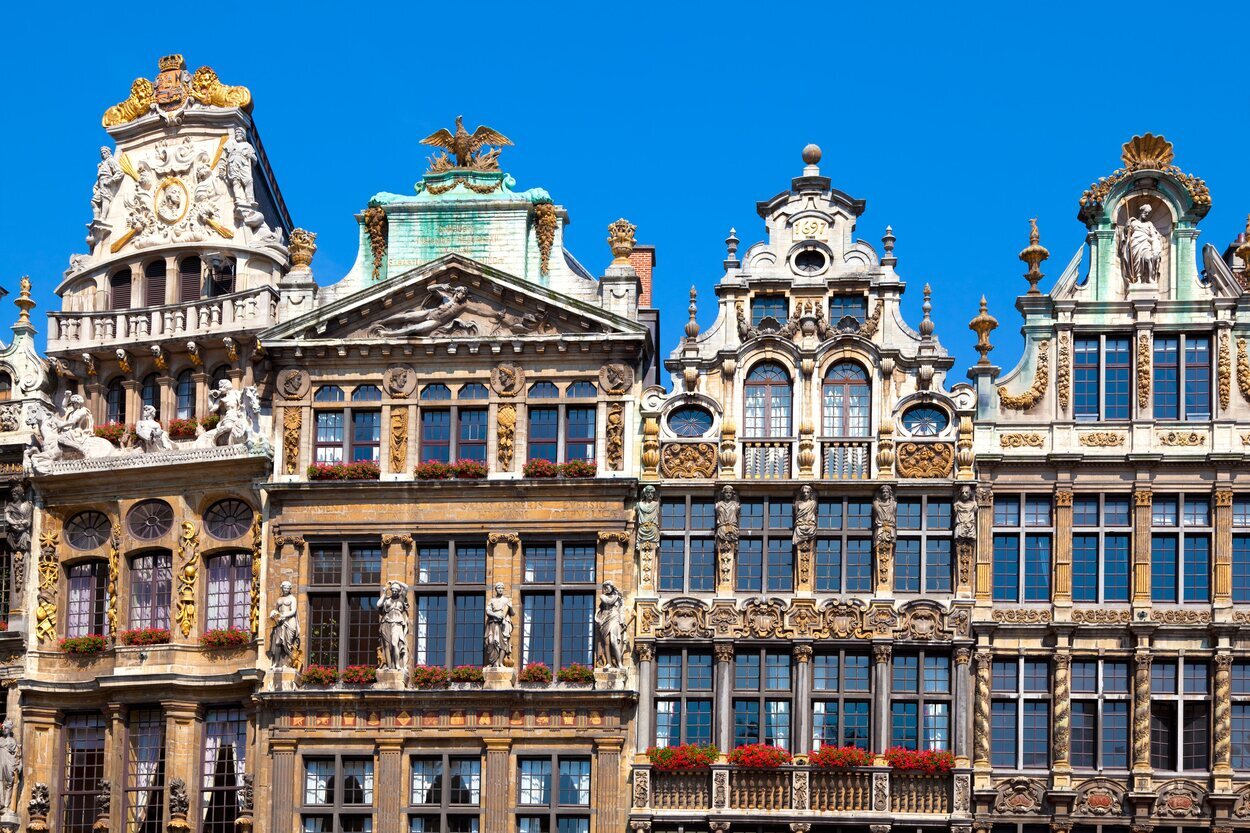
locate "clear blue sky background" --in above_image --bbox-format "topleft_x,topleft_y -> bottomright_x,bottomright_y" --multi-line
2,1 -> 1247,381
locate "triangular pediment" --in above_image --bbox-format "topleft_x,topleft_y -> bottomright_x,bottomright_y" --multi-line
262,253 -> 648,344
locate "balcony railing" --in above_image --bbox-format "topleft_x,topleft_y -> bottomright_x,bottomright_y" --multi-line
48,286 -> 280,352
742,440 -> 791,479
635,766 -> 962,817
822,440 -> 872,479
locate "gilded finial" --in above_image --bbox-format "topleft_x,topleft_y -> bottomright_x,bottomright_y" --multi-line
685,286 -> 700,342
288,229 -> 317,269
1019,218 -> 1049,295
607,219 -> 637,265
919,283 -> 934,338
14,276 -> 34,329
969,295 -> 998,365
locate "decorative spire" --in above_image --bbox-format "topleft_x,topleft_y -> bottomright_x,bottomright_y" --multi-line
1236,214 -> 1250,288
1019,218 -> 1049,294
685,286 -> 700,342
724,227 -> 740,269
919,283 -> 934,338
882,225 -> 897,267
607,218 -> 637,266
801,143 -> 822,174
13,275 -> 34,333
288,229 -> 317,269
969,295 -> 999,365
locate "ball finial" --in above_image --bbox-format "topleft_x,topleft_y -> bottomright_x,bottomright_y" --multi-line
801,144 -> 822,165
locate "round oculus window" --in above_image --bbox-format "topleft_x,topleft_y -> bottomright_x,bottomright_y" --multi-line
667,406 -> 714,438
127,499 -> 174,541
204,499 -> 254,541
65,510 -> 112,551
901,405 -> 950,437
793,248 -> 828,274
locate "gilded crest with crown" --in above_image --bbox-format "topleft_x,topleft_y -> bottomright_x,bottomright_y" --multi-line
102,54 -> 252,127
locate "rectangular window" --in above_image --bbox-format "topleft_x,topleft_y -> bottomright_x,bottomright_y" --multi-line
1150,658 -> 1209,771
420,409 -> 451,464
564,407 -> 596,463
315,412 -> 344,463
206,552 -> 251,631
302,756 -> 374,832
1151,493 -> 1212,603
516,756 -> 589,833
202,707 -> 248,833
125,708 -> 167,833
1074,335 -> 1131,420
1154,334 -> 1211,420
816,498 -> 872,593
457,409 -> 488,462
1070,659 -> 1130,770
306,544 -> 381,670
408,754 -> 480,833
66,562 -> 109,637
654,650 -> 713,747
829,294 -> 868,324
734,649 -> 793,749
521,542 -> 594,670
129,551 -> 173,630
993,494 -> 1052,603
528,407 -> 559,463
62,714 -> 106,833
990,658 -> 1051,769
751,295 -> 788,326
351,410 -> 381,462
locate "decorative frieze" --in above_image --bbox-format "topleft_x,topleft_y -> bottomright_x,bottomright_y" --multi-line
1158,430 -> 1204,447
644,597 -> 964,641
1079,432 -> 1124,447
1000,432 -> 1044,448
990,608 -> 1050,624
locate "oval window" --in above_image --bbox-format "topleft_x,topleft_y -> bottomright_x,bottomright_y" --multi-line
66,511 -> 112,551
668,406 -> 714,438
205,499 -> 254,541
901,405 -> 949,437
127,499 -> 174,541
794,249 -> 827,274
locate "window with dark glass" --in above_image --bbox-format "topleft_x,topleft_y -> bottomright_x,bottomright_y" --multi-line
744,362 -> 792,438
202,707 -> 248,833
1154,334 -> 1211,420
829,294 -> 868,324
207,257 -> 236,297
655,649 -> 714,747
408,753 -> 481,833
109,267 -> 131,310
895,496 -> 952,593
990,658 -> 1051,768
733,649 -> 792,749
814,498 -> 873,593
900,406 -> 949,437
736,497 -> 793,592
1150,658 -> 1209,771
307,544 -> 381,670
129,551 -> 172,630
1235,498 -> 1250,604
61,713 -> 106,833
302,756 -> 374,833
206,552 -> 251,631
414,542 -> 486,668
658,496 -> 715,592
140,373 -> 160,420
992,495 -> 1052,603
891,650 -> 951,750
106,377 -> 126,425
175,370 -> 195,420
751,295 -> 788,327
178,256 -> 201,302
822,362 -> 870,437
314,385 -> 381,463
1231,661 -> 1250,769
1070,659 -> 1130,769
0,371 -> 10,402
66,561 -> 109,637
125,707 -> 167,833
1151,494 -> 1211,603
1073,335 -> 1131,420
1072,495 -> 1132,603
813,650 -> 871,749
516,755 -> 590,833
144,259 -> 167,307
521,542 -> 595,670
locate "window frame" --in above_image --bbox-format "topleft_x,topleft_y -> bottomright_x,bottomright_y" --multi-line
515,754 -> 591,833
990,656 -> 1052,770
821,362 -> 870,438
205,551 -> 252,632
61,713 -> 107,833
1069,658 -> 1131,771
66,560 -> 110,638
201,706 -> 248,833
653,647 -> 715,748
306,542 -> 382,670
520,541 -> 596,670
124,706 -> 167,833
732,647 -> 793,749
1073,333 -> 1132,421
735,496 -> 793,593
1152,333 -> 1212,421
413,540 -> 487,668
1150,493 -> 1212,604
313,391 -> 382,464
743,362 -> 793,440
813,497 -> 874,593
407,751 -> 482,833
812,648 -> 872,751
889,649 -> 953,751
1071,495 -> 1132,604
301,754 -> 376,832
1149,657 -> 1210,772
992,494 -> 1053,603
894,495 -> 953,594
657,494 -> 716,594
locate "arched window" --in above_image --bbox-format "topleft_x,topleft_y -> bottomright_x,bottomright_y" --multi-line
668,406 -> 714,438
129,550 -> 172,630
210,365 -> 232,389
743,362 -> 792,438
178,255 -> 202,302
901,405 -> 949,437
458,383 -> 488,400
143,260 -> 167,307
140,373 -> 160,420
105,378 -> 126,425
566,381 -> 597,398
351,385 -> 383,402
822,362 -> 870,437
206,552 -> 251,631
313,385 -> 345,403
0,371 -> 11,402
419,384 -> 451,401
175,370 -> 195,420
529,382 -> 559,399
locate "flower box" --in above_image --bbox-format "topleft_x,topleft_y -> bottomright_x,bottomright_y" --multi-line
200,413 -> 221,431
647,743 -> 720,771
449,665 -> 485,684
809,745 -> 873,770
522,458 -> 559,478
200,627 -> 251,650
727,744 -> 793,768
412,664 -> 450,689
298,664 -> 339,687
307,462 -> 382,481
452,459 -> 488,479
559,459 -> 596,478
94,422 -> 133,446
118,627 -> 170,647
342,665 -> 378,686
414,460 -> 455,480
555,662 -> 595,685
166,418 -> 200,440
60,635 -> 108,655
883,747 -> 955,774
518,662 -> 552,684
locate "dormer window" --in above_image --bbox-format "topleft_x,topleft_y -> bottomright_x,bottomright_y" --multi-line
751,296 -> 788,328
830,294 -> 868,325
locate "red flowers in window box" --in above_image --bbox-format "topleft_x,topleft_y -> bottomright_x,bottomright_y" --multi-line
521,459 -> 596,478
523,458 -> 559,478
118,627 -> 171,646
297,664 -> 339,687
307,462 -> 382,481
518,662 -> 553,684
883,747 -> 955,774
808,745 -> 873,770
449,665 -> 485,684
341,665 -> 378,686
200,627 -> 251,650
727,744 -> 793,768
559,459 -> 596,478
200,414 -> 221,431
414,460 -> 455,480
165,418 -> 199,441
411,664 -> 450,689
647,744 -> 720,771
452,459 -> 488,479
555,662 -> 595,685
93,421 -> 133,446
59,635 -> 108,655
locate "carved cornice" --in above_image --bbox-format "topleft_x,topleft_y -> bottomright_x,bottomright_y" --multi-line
1000,432 -> 1044,448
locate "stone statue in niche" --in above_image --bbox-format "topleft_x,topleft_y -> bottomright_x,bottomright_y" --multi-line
0,718 -> 20,812
378,580 -> 409,672
135,405 -> 174,453
91,146 -> 125,222
484,583 -> 514,668
267,581 -> 301,669
372,284 -> 478,337
596,581 -> 627,669
1118,202 -> 1166,286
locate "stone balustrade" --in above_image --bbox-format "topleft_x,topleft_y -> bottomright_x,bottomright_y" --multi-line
822,439 -> 873,479
47,285 -> 280,352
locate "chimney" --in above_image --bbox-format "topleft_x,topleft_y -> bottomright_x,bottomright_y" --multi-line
629,245 -> 657,308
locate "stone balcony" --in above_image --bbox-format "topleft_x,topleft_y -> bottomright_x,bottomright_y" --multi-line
47,285 -> 279,354
633,765 -> 969,822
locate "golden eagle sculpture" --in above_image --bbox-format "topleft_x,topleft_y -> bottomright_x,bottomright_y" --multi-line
420,116 -> 513,172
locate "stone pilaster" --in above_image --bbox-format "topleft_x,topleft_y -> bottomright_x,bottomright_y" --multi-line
1052,652 -> 1072,786
635,642 -> 655,755
975,486 -> 994,604
105,704 -> 126,823
597,531 -> 630,604
164,702 -> 201,823
1133,490 -> 1152,606
714,642 -> 734,752
871,643 -> 891,761
595,738 -> 624,833
269,740 -> 296,833
20,707 -> 60,828
1132,652 -> 1152,775
953,647 -> 972,767
1053,491 -> 1073,606
121,379 -> 140,426
376,739 -> 404,833
793,644 -> 813,757
483,738 -> 512,833
1215,489 -> 1234,607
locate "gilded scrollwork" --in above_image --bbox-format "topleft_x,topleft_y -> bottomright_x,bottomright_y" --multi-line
175,521 -> 199,637
389,408 -> 409,473
1057,332 -> 1071,411
1237,338 -> 1250,404
895,442 -> 954,477
107,524 -> 121,636
606,402 -> 624,470
1157,431 -> 1204,447
1219,330 -> 1232,410
998,339 -> 1049,410
659,442 -> 716,478
496,404 -> 516,470
363,206 -> 388,280
1079,431 -> 1124,447
250,514 -> 262,636
533,201 -> 558,275
283,407 -> 301,475
1000,432 -> 1044,448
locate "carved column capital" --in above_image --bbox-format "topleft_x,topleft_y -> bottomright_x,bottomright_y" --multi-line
598,531 -> 631,546
792,644 -> 812,663
1054,490 -> 1074,507
634,642 -> 655,663
381,534 -> 413,550
954,647 -> 971,665
873,643 -> 892,663
714,642 -> 735,663
487,532 -> 520,548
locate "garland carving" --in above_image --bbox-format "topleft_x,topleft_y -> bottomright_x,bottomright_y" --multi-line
1057,333 -> 1071,411
1238,338 -> 1250,404
998,339 -> 1049,410
362,206 -> 388,280
1219,330 -> 1231,411
1137,333 -> 1151,410
534,201 -> 558,275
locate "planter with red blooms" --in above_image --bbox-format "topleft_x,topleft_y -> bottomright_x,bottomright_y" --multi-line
411,664 -> 451,690
808,745 -> 874,770
449,665 -> 485,688
166,418 -> 200,441
727,744 -> 793,769
882,747 -> 955,774
452,459 -> 488,479
60,635 -> 108,656
298,664 -> 339,687
414,460 -> 455,481
558,459 -> 596,478
118,627 -> 171,647
647,744 -> 720,771
518,662 -> 553,686
341,665 -> 378,686
522,458 -> 559,479
307,462 -> 382,481
200,627 -> 252,650
555,662 -> 595,686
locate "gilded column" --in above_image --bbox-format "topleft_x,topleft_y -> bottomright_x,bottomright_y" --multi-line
871,644 -> 892,760
635,642 -> 655,753
376,740 -> 404,833
953,647 -> 972,767
594,738 -> 624,833
714,642 -> 734,752
1133,490 -> 1152,606
1215,653 -> 1233,781
1215,489 -> 1233,606
975,486 -> 994,603
1132,652 -> 1152,774
270,740 -> 297,833
484,738 -> 512,833
1052,652 -> 1071,783
973,650 -> 992,774
793,644 -> 813,757
1053,491 -> 1073,605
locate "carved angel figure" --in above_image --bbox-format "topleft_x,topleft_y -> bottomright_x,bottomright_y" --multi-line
135,405 -> 174,453
197,380 -> 261,448
372,284 -> 477,337
91,147 -> 125,222
1118,203 -> 1165,285
378,580 -> 410,672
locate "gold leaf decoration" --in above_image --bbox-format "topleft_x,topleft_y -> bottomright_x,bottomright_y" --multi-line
102,77 -> 155,128
534,202 -> 558,276
1079,432 -> 1124,447
282,407 -> 301,475
1121,134 -> 1175,170
1137,333 -> 1151,410
1219,330 -> 1231,411
1238,338 -> 1250,404
496,404 -> 516,470
1000,433 -> 1044,448
389,408 -> 408,473
895,442 -> 954,478
659,443 -> 717,479
998,340 -> 1050,410
175,522 -> 200,637
190,66 -> 252,110
606,402 -> 625,471
1057,333 -> 1071,411
1158,431 -> 1205,447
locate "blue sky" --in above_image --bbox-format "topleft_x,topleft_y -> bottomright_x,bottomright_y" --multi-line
2,1 -> 1247,381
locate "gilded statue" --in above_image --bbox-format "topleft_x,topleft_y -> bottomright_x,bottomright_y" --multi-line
420,116 -> 513,171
